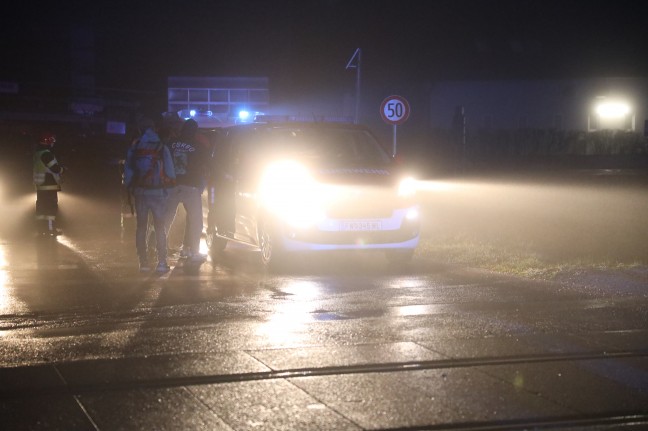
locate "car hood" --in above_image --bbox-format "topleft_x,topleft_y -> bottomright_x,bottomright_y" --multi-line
313,165 -> 397,187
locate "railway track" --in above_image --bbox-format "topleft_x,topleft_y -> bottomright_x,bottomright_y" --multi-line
3,349 -> 648,430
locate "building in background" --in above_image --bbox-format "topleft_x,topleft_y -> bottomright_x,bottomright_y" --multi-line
167,77 -> 270,128
427,77 -> 648,160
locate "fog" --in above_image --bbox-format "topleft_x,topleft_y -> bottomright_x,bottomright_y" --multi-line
418,172 -> 648,264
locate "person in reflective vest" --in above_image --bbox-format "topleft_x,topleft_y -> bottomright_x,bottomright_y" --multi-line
33,131 -> 64,235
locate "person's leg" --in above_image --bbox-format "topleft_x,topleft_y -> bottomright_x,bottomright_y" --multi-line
135,195 -> 150,266
151,194 -> 169,265
48,191 -> 59,230
35,190 -> 47,232
185,187 -> 204,255
36,190 -> 59,232
179,189 -> 191,254
182,202 -> 192,254
164,186 -> 182,236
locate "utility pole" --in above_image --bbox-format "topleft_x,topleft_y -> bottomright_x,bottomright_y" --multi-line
346,48 -> 361,124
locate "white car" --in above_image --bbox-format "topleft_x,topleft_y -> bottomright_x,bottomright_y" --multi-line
204,120 -> 420,270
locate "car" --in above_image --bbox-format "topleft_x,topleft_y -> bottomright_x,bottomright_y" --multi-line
203,119 -> 420,270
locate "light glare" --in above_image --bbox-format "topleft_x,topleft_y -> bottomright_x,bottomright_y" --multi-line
595,101 -> 630,119
398,177 -> 418,197
259,161 -> 326,228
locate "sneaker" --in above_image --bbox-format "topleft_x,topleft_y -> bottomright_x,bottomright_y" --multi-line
40,227 -> 62,236
139,262 -> 151,272
156,262 -> 171,273
189,253 -> 207,263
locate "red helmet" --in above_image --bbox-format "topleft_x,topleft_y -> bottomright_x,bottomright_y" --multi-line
39,132 -> 56,146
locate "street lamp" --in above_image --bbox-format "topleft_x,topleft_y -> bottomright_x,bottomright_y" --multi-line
595,101 -> 630,119
589,97 -> 634,131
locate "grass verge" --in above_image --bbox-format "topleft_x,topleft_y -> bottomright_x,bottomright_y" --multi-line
416,233 -> 647,281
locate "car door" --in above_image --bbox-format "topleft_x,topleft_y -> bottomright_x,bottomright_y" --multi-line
206,130 -> 235,237
232,130 -> 263,245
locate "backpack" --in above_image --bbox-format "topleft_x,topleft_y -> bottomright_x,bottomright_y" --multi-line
131,142 -> 175,189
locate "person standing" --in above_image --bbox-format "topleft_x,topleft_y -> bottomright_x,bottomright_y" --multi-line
33,131 -> 64,236
119,125 -> 143,219
124,117 -> 176,273
165,118 -> 209,262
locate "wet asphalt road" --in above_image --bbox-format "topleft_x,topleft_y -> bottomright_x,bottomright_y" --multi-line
1,172 -> 648,430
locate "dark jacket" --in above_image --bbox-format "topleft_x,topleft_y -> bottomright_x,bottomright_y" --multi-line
167,119 -> 209,189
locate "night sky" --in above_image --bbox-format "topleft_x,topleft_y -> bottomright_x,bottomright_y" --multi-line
3,0 -> 648,101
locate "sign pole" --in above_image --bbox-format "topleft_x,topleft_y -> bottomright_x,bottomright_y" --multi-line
380,95 -> 410,158
392,125 -> 397,158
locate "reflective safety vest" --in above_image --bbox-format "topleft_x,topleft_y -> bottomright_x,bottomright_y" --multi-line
33,149 -> 62,191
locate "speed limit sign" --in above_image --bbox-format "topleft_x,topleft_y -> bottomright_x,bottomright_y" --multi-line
380,95 -> 410,125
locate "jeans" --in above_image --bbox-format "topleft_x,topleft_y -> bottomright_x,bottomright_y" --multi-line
165,185 -> 204,255
134,191 -> 169,264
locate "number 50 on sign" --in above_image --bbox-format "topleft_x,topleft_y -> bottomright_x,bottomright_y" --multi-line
380,95 -> 410,125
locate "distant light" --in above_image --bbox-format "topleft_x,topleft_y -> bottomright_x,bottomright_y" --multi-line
189,109 -> 197,117
595,101 -> 630,119
239,110 -> 250,121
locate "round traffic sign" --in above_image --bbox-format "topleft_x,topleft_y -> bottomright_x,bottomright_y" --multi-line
380,95 -> 410,125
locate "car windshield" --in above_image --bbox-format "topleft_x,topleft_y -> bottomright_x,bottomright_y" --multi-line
253,127 -> 392,167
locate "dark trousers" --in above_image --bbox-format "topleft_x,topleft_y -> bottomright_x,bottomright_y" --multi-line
35,189 -> 59,231
36,190 -> 58,219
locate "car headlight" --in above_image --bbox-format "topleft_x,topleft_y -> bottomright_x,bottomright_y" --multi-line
398,176 -> 418,197
259,160 -> 326,228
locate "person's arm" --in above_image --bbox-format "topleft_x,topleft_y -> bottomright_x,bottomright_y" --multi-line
162,146 -> 176,180
41,151 -> 63,174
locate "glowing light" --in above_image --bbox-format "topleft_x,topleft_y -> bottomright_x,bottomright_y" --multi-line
189,109 -> 196,117
406,207 -> 419,220
595,101 -> 630,119
199,237 -> 209,255
239,110 -> 250,121
259,161 -> 326,228
398,177 -> 418,197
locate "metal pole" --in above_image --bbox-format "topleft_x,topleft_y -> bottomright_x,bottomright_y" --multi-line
392,125 -> 397,157
346,48 -> 362,124
355,49 -> 361,124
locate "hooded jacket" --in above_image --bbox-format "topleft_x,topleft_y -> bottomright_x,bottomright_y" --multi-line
124,128 -> 176,196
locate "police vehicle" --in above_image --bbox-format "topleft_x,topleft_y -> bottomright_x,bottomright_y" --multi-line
204,117 -> 420,270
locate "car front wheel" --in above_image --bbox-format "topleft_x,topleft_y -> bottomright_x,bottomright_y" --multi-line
258,220 -> 287,271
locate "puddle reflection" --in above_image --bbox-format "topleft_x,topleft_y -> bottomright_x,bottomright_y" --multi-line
256,279 -> 324,346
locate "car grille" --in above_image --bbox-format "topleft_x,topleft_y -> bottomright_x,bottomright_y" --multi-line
286,218 -> 419,245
